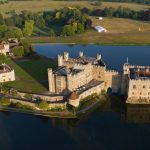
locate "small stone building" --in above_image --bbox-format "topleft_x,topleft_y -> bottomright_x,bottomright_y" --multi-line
0,63 -> 15,82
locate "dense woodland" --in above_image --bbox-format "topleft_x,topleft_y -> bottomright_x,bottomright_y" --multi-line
0,7 -> 149,40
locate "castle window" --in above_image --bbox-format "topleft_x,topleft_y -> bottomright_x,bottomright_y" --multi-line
132,92 -> 134,95
133,85 -> 136,89
143,85 -> 146,89
148,92 -> 150,95
140,92 -> 142,95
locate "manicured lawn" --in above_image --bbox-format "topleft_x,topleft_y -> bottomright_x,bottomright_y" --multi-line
1,55 -> 57,93
1,1 -> 150,17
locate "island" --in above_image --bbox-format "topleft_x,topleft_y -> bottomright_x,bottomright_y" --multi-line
0,41 -> 150,118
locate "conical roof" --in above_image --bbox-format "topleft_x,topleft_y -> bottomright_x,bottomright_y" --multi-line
69,92 -> 79,100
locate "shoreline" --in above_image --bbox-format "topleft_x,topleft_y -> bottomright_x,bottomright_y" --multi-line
32,42 -> 150,46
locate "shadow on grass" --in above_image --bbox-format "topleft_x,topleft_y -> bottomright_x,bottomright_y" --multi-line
3,54 -> 57,94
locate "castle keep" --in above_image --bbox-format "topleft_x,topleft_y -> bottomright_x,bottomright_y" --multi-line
48,51 -> 150,107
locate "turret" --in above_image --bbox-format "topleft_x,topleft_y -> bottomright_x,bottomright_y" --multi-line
96,53 -> 101,60
79,51 -> 83,58
58,55 -> 63,67
48,68 -> 55,93
64,51 -> 69,61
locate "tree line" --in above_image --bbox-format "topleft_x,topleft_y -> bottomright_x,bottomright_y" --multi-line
81,7 -> 150,20
0,7 -> 92,39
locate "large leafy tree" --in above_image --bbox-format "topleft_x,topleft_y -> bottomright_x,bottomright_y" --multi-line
22,20 -> 34,37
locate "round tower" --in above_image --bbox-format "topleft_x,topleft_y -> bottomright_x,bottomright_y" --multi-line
64,51 -> 69,61
79,51 -> 83,58
96,53 -> 101,60
58,55 -> 63,66
48,68 -> 55,93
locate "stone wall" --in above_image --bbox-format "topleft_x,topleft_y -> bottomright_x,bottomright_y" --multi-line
17,91 -> 64,102
128,79 -> 150,100
0,70 -> 15,83
10,98 -> 35,107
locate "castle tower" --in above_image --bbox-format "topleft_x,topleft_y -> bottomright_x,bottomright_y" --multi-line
79,51 -> 83,58
58,55 -> 63,67
96,53 -> 101,60
121,62 -> 130,95
64,51 -> 69,61
48,68 -> 55,93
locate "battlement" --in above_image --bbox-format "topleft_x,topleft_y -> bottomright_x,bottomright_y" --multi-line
106,70 -> 118,73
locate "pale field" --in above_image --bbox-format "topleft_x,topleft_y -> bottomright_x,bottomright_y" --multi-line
0,1 -> 150,16
91,17 -> 150,33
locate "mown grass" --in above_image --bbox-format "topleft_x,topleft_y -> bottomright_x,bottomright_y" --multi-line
1,55 -> 57,93
1,1 -> 150,16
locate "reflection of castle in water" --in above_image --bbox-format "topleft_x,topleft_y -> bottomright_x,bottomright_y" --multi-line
124,104 -> 150,123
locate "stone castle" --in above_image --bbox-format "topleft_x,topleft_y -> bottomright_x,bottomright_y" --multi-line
48,51 -> 150,107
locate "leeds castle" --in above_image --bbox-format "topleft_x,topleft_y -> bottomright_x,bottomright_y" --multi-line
48,51 -> 150,107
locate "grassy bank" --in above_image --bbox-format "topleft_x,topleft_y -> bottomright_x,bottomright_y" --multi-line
1,55 -> 57,93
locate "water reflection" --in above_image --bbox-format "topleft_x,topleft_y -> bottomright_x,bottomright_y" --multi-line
124,104 -> 150,123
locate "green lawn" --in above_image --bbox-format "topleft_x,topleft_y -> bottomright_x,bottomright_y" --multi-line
1,55 -> 57,93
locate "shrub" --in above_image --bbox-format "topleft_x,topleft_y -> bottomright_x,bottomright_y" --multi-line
12,46 -> 25,57
36,100 -> 49,110
0,98 -> 11,106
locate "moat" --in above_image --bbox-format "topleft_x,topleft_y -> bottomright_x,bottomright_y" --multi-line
0,45 -> 150,150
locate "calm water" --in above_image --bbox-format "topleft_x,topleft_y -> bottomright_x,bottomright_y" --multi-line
0,44 -> 150,150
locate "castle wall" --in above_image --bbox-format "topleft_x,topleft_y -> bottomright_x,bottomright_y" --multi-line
128,79 -> 150,100
68,82 -> 105,107
0,70 -> 15,82
111,74 -> 122,93
93,66 -> 105,81
79,82 -> 105,100
55,75 -> 67,94
104,70 -> 119,90
67,64 -> 93,91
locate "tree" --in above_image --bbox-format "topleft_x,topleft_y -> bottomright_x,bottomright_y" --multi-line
12,46 -> 25,57
77,23 -> 84,34
0,25 -> 8,38
34,15 -> 45,28
21,41 -> 34,55
0,13 -> 5,25
85,19 -> 92,29
13,28 -> 23,39
36,101 -> 49,110
48,29 -> 55,37
62,25 -> 75,36
22,20 -> 34,37
0,98 -> 11,106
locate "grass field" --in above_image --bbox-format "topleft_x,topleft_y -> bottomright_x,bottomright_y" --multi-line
1,55 -> 57,93
24,17 -> 150,45
0,0 -> 150,16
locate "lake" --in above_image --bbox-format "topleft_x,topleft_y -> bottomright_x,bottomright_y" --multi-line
0,44 -> 150,150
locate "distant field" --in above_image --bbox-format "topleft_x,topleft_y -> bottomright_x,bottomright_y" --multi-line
0,1 -> 150,16
24,17 -> 150,45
